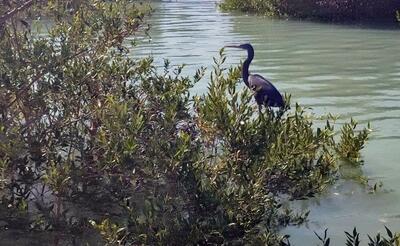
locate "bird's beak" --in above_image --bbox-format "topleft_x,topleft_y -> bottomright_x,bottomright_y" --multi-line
224,45 -> 241,49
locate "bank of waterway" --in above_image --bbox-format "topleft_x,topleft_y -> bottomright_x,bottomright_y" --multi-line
135,0 -> 400,244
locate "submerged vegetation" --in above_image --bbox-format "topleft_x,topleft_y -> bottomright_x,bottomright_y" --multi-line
220,0 -> 400,22
0,0 -> 394,245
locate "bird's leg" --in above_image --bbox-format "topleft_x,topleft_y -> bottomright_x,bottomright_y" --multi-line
276,108 -> 284,121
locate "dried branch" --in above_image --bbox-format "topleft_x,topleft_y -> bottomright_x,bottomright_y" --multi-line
0,0 -> 34,25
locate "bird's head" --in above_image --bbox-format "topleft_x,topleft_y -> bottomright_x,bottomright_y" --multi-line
224,43 -> 254,58
224,43 -> 254,52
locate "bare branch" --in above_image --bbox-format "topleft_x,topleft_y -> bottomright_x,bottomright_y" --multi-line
0,0 -> 34,25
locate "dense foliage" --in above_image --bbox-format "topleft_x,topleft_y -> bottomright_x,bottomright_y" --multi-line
220,0 -> 400,21
0,1 -> 394,245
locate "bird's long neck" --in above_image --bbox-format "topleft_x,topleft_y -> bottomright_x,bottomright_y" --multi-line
242,48 -> 254,87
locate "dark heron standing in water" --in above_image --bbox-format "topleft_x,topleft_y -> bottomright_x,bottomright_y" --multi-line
224,43 -> 284,108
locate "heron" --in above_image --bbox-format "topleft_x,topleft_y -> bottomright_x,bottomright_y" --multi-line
224,43 -> 284,108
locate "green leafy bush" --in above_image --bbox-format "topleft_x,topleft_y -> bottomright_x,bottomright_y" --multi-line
220,0 -> 284,16
220,0 -> 400,21
0,1 -> 381,245
314,226 -> 400,246
337,119 -> 371,163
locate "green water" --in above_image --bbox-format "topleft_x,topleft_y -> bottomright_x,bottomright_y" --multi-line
135,0 -> 400,244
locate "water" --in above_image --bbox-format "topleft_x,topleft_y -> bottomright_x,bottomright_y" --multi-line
135,0 -> 400,244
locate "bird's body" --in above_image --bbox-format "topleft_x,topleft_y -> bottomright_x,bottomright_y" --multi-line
248,74 -> 284,107
225,43 -> 284,108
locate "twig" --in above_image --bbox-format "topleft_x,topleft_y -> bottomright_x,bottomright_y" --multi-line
0,0 -> 34,25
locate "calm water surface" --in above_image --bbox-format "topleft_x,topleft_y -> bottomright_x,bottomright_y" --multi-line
135,0 -> 400,244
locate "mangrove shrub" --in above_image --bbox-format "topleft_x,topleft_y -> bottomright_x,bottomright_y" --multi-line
220,0 -> 400,21
0,1 -> 383,245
